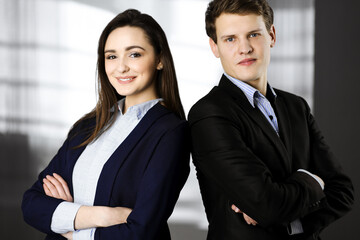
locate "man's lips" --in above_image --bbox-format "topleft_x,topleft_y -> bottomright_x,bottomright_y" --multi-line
238,58 -> 256,66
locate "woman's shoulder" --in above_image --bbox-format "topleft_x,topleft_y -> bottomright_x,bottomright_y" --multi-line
148,103 -> 188,131
67,114 -> 96,139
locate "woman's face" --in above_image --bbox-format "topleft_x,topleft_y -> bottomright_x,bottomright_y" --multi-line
104,26 -> 162,107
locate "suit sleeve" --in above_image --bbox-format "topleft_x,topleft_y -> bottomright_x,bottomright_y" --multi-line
94,122 -> 190,240
189,112 -> 326,228
22,136 -> 72,236
299,102 -> 354,236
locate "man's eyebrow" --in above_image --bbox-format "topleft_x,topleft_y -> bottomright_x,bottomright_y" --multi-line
104,45 -> 146,54
220,28 -> 264,40
248,28 -> 263,34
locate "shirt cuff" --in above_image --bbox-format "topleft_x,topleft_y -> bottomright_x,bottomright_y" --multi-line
287,218 -> 304,235
73,228 -> 96,240
51,201 -> 82,233
297,169 -> 324,190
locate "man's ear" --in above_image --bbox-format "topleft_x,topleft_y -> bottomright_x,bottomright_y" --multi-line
209,37 -> 220,58
269,25 -> 276,48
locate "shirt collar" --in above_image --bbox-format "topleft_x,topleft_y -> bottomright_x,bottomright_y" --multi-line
117,98 -> 162,120
224,73 -> 277,108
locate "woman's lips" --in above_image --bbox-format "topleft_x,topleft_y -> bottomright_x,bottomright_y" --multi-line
116,76 -> 136,84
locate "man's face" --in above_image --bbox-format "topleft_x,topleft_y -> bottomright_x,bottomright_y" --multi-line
210,13 -> 276,88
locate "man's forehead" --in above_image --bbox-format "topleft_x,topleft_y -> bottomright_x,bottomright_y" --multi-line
215,13 -> 266,34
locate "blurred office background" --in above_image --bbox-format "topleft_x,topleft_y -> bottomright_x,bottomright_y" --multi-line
0,0 -> 358,239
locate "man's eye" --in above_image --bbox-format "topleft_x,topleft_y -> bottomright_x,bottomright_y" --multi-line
249,33 -> 259,38
226,37 -> 235,42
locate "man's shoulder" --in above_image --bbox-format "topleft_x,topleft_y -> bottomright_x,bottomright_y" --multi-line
274,88 -> 309,107
275,88 -> 299,99
188,85 -> 237,123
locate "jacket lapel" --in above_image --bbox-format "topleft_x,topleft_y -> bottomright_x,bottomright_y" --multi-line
273,93 -> 293,165
218,76 -> 291,172
93,103 -> 170,206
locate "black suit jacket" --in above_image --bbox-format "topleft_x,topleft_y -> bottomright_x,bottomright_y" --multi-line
188,75 -> 354,240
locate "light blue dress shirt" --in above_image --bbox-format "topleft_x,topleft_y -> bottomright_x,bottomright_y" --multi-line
224,73 -> 279,134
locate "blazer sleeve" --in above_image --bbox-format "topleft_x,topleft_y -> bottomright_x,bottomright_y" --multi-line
299,102 -> 354,236
22,136 -> 72,236
94,122 -> 190,240
189,111 -> 326,228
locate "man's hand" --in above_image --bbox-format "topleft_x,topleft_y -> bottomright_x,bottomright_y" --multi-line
231,204 -> 258,226
43,173 -> 73,202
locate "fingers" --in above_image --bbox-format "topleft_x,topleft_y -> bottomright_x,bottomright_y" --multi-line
53,173 -> 73,202
43,173 -> 73,201
47,174 -> 67,198
231,204 -> 242,213
231,204 -> 257,226
243,213 -> 258,226
43,182 -> 52,196
43,177 -> 61,198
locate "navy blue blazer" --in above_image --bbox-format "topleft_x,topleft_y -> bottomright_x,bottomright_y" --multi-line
22,103 -> 190,240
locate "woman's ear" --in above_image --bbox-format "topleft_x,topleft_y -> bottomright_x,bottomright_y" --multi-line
157,61 -> 163,70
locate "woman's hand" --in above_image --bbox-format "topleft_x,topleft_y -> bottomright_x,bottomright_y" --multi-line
43,173 -> 133,229
43,173 -> 73,202
231,204 -> 258,226
61,231 -> 73,240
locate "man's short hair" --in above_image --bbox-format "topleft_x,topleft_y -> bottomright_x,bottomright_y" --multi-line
205,0 -> 274,43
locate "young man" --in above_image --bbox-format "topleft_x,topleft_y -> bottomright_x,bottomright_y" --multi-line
188,0 -> 354,239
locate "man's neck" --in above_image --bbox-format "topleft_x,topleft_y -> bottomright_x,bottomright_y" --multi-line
245,78 -> 267,96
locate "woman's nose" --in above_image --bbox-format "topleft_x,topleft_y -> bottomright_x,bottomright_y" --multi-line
116,58 -> 130,73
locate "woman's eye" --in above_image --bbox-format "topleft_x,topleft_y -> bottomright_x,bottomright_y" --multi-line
106,55 -> 116,60
130,52 -> 141,58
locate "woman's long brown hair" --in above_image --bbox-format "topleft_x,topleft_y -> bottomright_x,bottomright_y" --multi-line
71,9 -> 185,147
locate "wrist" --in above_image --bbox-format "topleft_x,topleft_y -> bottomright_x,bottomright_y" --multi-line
74,206 -> 103,229
94,206 -> 111,227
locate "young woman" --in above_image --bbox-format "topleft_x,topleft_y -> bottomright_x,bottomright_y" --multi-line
22,9 -> 190,240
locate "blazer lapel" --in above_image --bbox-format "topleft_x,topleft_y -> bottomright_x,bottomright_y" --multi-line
93,103 -> 170,206
219,76 -> 291,172
274,93 -> 293,164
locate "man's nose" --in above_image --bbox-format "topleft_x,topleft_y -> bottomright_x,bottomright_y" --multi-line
238,40 -> 253,55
